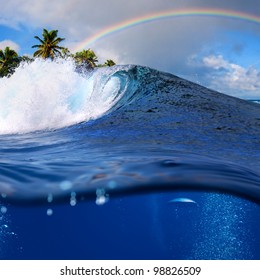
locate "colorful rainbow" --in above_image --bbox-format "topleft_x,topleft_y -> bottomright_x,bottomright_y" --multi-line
73,8 -> 260,53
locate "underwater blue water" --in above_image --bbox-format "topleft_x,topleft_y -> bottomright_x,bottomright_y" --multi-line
1,192 -> 260,260
0,60 -> 259,259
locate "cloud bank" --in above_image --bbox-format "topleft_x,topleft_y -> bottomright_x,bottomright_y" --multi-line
202,55 -> 260,98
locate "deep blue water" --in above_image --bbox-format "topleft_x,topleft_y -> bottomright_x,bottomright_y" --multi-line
0,61 -> 259,259
1,192 -> 260,259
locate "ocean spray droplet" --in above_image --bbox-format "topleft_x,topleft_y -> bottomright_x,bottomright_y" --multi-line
60,180 -> 72,191
47,209 -> 53,216
0,206 -> 7,214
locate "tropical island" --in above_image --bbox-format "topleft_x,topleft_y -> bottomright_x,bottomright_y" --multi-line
0,28 -> 116,78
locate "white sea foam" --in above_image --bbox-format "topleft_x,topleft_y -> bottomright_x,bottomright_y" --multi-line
0,59 -> 124,135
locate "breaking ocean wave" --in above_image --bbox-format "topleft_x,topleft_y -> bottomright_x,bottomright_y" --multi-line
0,59 -> 259,202
0,59 -> 259,259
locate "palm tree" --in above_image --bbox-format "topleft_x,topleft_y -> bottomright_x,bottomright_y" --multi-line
0,46 -> 19,77
74,49 -> 98,69
32,29 -> 65,59
103,59 -> 116,67
60,47 -> 72,59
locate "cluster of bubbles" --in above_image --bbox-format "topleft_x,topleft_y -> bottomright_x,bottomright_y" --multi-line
0,202 -> 16,257
191,193 -> 255,259
95,188 -> 109,206
45,185 -> 111,216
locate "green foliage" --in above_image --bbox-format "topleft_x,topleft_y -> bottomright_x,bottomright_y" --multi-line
0,47 -> 20,77
74,49 -> 98,69
60,48 -> 72,59
104,59 -> 116,67
98,59 -> 116,67
20,55 -> 35,63
32,29 -> 65,59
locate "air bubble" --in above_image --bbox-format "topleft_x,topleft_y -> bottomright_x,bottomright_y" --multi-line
96,195 -> 109,206
70,192 -> 77,206
47,209 -> 53,216
60,180 -> 72,191
47,193 -> 53,203
96,188 -> 105,196
0,206 -> 7,214
70,198 -> 77,206
108,180 -> 117,189
1,193 -> 7,198
96,188 -> 109,206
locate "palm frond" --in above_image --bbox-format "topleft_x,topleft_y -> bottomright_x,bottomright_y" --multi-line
32,44 -> 42,49
34,36 -> 45,45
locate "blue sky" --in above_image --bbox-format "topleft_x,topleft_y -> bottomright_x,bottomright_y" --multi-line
0,0 -> 259,99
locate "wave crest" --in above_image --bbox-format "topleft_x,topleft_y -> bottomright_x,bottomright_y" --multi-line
0,59 -> 137,135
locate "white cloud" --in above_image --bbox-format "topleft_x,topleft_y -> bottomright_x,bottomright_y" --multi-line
201,55 -> 260,98
202,55 -> 230,70
222,65 -> 260,92
0,40 -> 20,52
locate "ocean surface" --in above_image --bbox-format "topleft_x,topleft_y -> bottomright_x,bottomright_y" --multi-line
0,59 -> 259,259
